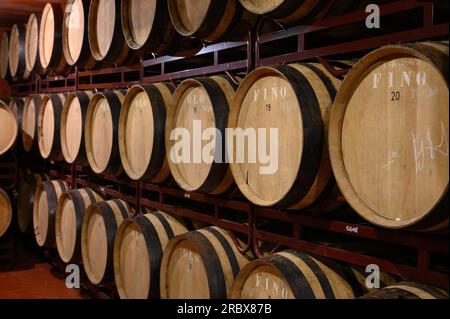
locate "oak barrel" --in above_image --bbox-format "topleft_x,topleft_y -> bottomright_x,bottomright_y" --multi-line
228,63 -> 343,208
238,0 -> 355,25
166,76 -> 239,194
231,250 -> 363,299
38,94 -> 66,160
17,172 -> 49,234
121,0 -> 178,55
25,13 -> 40,76
0,100 -> 18,156
33,180 -> 69,248
9,24 -> 30,80
39,3 -> 67,75
56,188 -> 103,264
329,43 -> 449,231
22,95 -> 42,153
160,226 -> 250,299
63,0 -> 96,69
114,211 -> 189,299
119,83 -> 173,181
85,90 -> 125,176
0,31 -> 9,80
0,188 -> 12,238
167,0 -> 243,42
360,281 -> 448,299
88,0 -> 131,64
81,199 -> 131,285
61,91 -> 94,165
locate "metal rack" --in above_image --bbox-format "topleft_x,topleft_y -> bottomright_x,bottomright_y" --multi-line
7,0 -> 449,290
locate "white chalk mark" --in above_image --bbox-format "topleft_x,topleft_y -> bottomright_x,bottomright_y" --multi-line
383,151 -> 398,170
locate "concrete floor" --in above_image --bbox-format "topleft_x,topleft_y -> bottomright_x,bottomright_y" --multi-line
0,238 -> 83,299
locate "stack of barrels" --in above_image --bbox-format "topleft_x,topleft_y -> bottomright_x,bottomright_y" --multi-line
0,0 -> 359,79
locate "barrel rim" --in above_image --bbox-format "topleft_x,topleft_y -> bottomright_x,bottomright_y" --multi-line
38,94 -> 64,160
55,191 -> 77,263
9,24 -> 26,79
328,43 -> 450,229
21,95 -> 41,153
0,100 -> 18,156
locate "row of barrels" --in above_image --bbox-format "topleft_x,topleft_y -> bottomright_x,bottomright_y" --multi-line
0,0 -> 362,80
22,179 -> 448,299
2,42 -> 448,231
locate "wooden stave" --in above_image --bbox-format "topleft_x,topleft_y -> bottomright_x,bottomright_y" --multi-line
228,64 -> 341,208
166,76 -> 237,194
81,199 -> 131,285
113,211 -> 189,299
167,0 -> 243,42
88,0 -> 132,65
121,0 -> 179,56
0,188 -> 12,238
328,43 -> 449,231
231,250 -> 364,299
0,31 -> 10,80
33,180 -> 69,248
85,91 -> 125,176
38,94 -> 66,161
25,12 -> 41,77
63,0 -> 97,70
39,3 -> 68,75
359,281 -> 449,299
55,187 -> 103,264
60,91 -> 93,165
119,83 -> 173,182
21,95 -> 42,153
9,24 -> 27,81
17,172 -> 49,234
0,99 -> 18,156
160,226 -> 250,299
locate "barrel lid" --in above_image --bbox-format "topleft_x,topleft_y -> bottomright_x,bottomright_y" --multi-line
88,0 -> 116,61
0,31 -> 9,79
8,24 -> 21,76
0,100 -> 18,156
63,0 -> 86,65
25,13 -> 39,73
330,44 -> 449,228
122,0 -> 157,49
0,188 -> 12,237
168,0 -> 211,36
39,3 -> 56,69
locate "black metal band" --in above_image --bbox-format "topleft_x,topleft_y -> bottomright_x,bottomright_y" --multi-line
152,211 -> 175,239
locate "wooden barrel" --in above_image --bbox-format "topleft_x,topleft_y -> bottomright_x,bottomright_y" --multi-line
0,100 -> 18,156
33,180 -> 69,248
88,0 -> 131,64
119,84 -> 173,181
38,94 -> 66,160
9,24 -> 29,80
166,76 -> 238,194
39,3 -> 66,75
22,95 -> 42,153
229,63 -> 342,208
86,91 -> 125,176
0,31 -> 9,80
61,91 -> 94,165
17,172 -> 49,234
167,0 -> 243,42
121,0 -> 179,56
63,0 -> 96,69
55,188 -> 103,264
231,250 -> 364,299
238,0 -> 355,25
25,13 -> 40,76
9,97 -> 25,132
329,43 -> 449,231
0,188 -> 12,238
160,226 -> 250,299
81,199 -> 131,285
360,281 -> 448,299
114,211 -> 189,299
